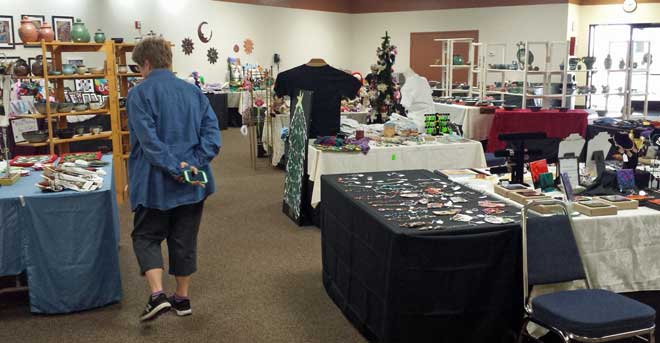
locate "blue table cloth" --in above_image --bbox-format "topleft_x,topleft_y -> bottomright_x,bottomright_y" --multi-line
0,155 -> 122,313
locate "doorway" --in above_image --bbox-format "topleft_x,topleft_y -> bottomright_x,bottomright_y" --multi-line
410,30 -> 479,83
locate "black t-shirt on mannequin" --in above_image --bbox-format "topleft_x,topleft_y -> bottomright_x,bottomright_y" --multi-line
275,65 -> 361,137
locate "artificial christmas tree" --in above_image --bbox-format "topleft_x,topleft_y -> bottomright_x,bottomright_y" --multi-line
368,31 -> 400,123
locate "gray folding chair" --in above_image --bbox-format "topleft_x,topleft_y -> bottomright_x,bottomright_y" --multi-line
518,200 -> 656,343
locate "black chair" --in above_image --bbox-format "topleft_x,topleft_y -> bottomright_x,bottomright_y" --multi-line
518,200 -> 656,343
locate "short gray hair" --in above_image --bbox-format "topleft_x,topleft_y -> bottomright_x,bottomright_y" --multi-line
132,37 -> 172,69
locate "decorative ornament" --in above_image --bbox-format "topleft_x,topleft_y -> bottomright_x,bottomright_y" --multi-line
243,39 -> 254,55
207,47 -> 218,64
181,38 -> 194,55
197,21 -> 213,43
233,44 -> 239,53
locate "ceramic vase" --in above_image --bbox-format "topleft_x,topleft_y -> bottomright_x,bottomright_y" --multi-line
94,29 -> 106,43
619,59 -> 626,70
18,16 -> 39,43
37,22 -> 54,42
31,55 -> 45,76
12,58 -> 30,77
71,18 -> 91,43
604,54 -> 612,70
582,56 -> 596,70
452,55 -> 464,65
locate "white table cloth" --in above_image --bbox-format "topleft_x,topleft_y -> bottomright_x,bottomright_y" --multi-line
308,140 -> 487,207
452,177 -> 660,293
433,103 -> 494,141
341,111 -> 369,124
262,114 -> 290,166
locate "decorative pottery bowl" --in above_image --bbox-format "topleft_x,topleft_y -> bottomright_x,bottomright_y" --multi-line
128,64 -> 140,73
89,102 -> 105,110
90,125 -> 103,135
558,107 -> 569,112
22,130 -> 48,143
34,102 -> 48,114
87,67 -> 104,74
75,127 -> 85,136
73,103 -> 88,111
57,103 -> 74,112
528,106 -> 542,112
117,65 -> 128,73
48,70 -> 62,75
62,64 -> 75,75
596,110 -> 607,117
111,37 -> 123,44
56,128 -> 74,139
76,66 -> 87,74
503,105 -> 517,111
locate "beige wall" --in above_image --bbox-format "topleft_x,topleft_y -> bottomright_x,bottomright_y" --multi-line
0,0 -> 353,80
349,4 -> 570,74
573,3 -> 660,57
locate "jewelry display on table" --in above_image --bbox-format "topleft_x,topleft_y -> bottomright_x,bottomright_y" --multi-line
336,171 -> 520,231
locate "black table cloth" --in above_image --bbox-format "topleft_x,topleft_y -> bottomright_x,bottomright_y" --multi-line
205,92 -> 229,130
321,170 -> 523,343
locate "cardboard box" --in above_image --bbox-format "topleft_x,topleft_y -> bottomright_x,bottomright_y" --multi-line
596,196 -> 639,210
573,201 -> 618,217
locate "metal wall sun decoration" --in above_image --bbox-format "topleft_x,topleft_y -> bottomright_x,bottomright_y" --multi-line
243,39 -> 254,55
181,38 -> 194,55
207,47 -> 218,64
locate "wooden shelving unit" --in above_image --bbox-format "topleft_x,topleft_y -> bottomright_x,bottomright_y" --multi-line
113,42 -> 141,203
23,40 -> 124,203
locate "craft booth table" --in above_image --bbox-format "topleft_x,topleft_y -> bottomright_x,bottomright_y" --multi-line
308,139 -> 487,208
433,103 -> 494,141
487,109 -> 589,152
0,155 -> 122,314
321,170 -> 523,343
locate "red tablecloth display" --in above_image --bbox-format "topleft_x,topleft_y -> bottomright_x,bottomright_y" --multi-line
487,109 -> 589,152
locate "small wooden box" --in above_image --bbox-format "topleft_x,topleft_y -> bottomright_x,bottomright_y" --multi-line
0,173 -> 20,186
596,196 -> 639,210
573,201 -> 618,217
529,203 -> 564,215
509,191 -> 552,205
494,184 -> 530,198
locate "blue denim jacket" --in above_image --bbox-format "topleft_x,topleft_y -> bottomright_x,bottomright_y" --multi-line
127,69 -> 220,211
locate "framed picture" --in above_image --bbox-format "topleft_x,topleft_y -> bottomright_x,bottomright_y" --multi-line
94,79 -> 109,95
0,16 -> 15,49
51,16 -> 73,42
75,79 -> 94,93
21,15 -> 44,47
90,94 -> 99,102
82,93 -> 91,103
68,58 -> 83,67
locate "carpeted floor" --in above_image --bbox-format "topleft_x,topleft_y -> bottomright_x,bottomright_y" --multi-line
0,128 -> 365,343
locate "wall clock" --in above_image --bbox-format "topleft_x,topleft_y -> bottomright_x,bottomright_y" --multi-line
623,0 -> 637,13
